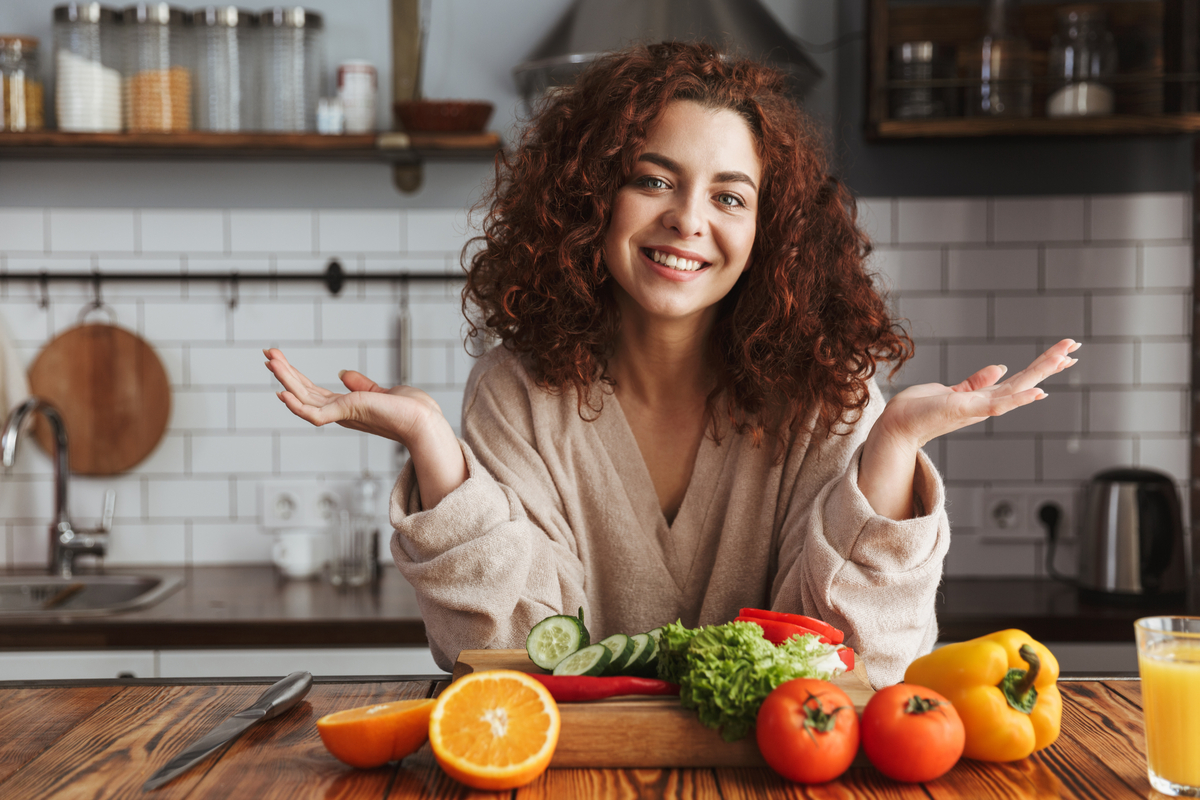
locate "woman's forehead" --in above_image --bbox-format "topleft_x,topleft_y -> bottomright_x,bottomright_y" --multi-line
636,100 -> 762,185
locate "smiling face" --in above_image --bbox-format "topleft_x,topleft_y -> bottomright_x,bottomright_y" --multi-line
603,100 -> 762,332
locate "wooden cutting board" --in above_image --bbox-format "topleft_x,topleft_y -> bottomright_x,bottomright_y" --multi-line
452,649 -> 875,768
28,323 -> 171,475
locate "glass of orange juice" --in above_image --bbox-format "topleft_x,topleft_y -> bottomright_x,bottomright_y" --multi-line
1136,616 -> 1200,796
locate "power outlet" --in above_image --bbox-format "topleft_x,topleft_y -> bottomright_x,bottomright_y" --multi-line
1028,488 -> 1077,542
983,491 -> 1028,534
259,480 -> 354,530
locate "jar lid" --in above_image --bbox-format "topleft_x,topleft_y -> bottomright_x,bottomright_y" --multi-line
894,41 -> 936,64
260,6 -> 322,29
193,6 -> 258,27
123,3 -> 189,24
0,35 -> 40,52
53,3 -> 121,23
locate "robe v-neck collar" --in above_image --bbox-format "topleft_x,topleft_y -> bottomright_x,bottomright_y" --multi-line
593,390 -> 727,592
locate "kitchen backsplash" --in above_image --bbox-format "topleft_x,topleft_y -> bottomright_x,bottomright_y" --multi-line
0,192 -> 1190,578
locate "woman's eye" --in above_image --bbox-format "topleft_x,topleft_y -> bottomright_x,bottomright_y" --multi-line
717,193 -> 744,208
637,176 -> 667,190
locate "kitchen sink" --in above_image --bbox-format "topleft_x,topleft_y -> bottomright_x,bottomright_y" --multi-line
0,573 -> 184,617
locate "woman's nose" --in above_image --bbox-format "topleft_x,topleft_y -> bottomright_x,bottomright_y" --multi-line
662,193 -> 704,238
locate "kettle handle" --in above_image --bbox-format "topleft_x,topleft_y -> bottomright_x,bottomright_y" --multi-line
1137,482 -> 1181,591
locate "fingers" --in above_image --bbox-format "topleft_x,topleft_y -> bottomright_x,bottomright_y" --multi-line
339,369 -> 383,393
952,364 -> 1007,393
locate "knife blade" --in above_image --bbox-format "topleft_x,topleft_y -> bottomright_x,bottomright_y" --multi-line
142,671 -> 313,791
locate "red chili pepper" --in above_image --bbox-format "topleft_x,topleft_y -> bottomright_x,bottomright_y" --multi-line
734,615 -> 831,646
739,607 -> 845,644
528,674 -> 680,702
838,647 -> 855,670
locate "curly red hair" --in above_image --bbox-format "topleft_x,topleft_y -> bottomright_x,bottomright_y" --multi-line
464,41 -> 911,445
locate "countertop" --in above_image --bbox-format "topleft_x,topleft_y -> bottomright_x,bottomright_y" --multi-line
0,566 -> 1177,650
0,674 -> 1152,798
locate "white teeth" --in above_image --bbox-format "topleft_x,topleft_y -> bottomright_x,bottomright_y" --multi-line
647,249 -> 703,272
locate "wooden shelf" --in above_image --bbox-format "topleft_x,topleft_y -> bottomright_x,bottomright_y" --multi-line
877,113 -> 1200,138
0,130 -> 503,163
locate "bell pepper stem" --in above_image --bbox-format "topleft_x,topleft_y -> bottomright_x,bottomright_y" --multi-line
998,644 -> 1042,714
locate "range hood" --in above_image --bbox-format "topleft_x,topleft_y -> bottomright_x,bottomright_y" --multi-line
513,0 -> 824,110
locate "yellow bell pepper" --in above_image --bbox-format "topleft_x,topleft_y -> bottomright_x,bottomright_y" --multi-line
903,629 -> 1061,762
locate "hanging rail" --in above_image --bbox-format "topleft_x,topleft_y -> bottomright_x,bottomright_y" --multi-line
2,259 -> 463,308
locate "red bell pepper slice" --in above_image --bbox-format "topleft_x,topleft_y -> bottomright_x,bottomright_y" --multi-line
734,615 -> 830,646
838,647 -> 855,670
738,607 -> 844,644
527,674 -> 679,702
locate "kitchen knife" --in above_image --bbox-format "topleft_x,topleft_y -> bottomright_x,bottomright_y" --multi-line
142,671 -> 313,791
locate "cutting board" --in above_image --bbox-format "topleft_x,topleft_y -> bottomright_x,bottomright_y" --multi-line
452,649 -> 874,768
28,323 -> 170,475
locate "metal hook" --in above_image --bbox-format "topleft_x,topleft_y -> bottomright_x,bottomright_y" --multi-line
76,274 -> 117,326
38,270 -> 49,310
229,272 -> 239,310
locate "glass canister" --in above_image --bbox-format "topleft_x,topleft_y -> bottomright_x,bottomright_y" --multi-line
123,3 -> 192,132
53,2 -> 123,132
966,0 -> 1032,118
1046,5 -> 1118,118
259,6 -> 323,132
193,6 -> 258,131
0,36 -> 45,131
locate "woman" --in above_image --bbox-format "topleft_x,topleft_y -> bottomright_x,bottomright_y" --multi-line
266,42 -> 1077,687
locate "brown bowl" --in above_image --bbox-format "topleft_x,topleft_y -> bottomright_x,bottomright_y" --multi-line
393,100 -> 494,133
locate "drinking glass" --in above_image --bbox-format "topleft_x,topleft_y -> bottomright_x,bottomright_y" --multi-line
1136,616 -> 1200,796
326,510 -> 372,588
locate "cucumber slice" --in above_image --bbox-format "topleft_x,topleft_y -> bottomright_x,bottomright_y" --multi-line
645,626 -> 664,646
597,634 -> 634,676
619,632 -> 652,673
636,631 -> 660,677
525,607 -> 590,670
552,643 -> 612,676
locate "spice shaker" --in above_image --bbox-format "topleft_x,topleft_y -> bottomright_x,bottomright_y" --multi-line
193,5 -> 258,131
337,60 -> 376,133
259,6 -> 324,132
0,35 -> 44,131
53,2 -> 123,132
123,3 -> 192,132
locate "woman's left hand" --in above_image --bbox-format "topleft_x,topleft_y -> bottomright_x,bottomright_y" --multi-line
878,338 -> 1080,448
858,338 -> 1080,521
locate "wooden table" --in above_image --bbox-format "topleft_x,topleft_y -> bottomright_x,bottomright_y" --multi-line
0,675 -> 1157,798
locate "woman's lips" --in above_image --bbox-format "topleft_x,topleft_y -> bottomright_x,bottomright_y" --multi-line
639,247 -> 710,282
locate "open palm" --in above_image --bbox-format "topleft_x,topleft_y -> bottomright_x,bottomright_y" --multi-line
264,348 -> 446,447
880,339 -> 1080,447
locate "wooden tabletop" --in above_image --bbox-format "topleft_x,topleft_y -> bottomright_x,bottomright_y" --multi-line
0,675 -> 1154,798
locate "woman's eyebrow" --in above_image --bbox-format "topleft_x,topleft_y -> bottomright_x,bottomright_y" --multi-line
637,152 -> 757,190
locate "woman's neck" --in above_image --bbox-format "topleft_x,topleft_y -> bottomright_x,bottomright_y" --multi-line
608,306 -> 716,408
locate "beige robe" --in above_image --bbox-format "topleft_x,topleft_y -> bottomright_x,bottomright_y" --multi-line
390,346 -> 950,688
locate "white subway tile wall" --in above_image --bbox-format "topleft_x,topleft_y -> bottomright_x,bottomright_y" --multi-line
0,195 -> 1190,579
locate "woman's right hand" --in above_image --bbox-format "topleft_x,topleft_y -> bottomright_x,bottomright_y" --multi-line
265,348 -> 468,509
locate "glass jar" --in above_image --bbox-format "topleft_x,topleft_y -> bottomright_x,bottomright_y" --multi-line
259,6 -> 323,132
123,3 -> 192,132
889,41 -> 956,120
1046,5 -> 1118,118
53,2 -> 123,132
193,6 -> 258,131
966,0 -> 1032,118
0,36 -> 44,131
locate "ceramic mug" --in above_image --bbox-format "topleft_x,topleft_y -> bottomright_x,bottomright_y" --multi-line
271,529 -> 328,579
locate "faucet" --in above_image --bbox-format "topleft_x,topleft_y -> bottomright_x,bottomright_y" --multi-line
1,397 -> 114,578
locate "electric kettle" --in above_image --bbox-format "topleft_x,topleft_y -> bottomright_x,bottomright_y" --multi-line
1078,467 -> 1188,604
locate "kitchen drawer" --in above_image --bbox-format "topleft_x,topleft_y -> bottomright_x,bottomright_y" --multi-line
0,650 -> 157,681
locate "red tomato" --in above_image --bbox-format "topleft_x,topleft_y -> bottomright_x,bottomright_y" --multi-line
734,616 -> 830,646
756,678 -> 860,784
739,608 -> 844,644
860,684 -> 964,783
837,647 -> 855,670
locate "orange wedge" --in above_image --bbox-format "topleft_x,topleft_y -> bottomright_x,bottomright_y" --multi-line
428,669 -> 561,790
315,698 -> 436,769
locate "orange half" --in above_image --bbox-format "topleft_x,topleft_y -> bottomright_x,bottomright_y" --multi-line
316,697 -> 436,769
428,669 -> 561,790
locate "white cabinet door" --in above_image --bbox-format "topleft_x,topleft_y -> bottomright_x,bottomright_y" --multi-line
156,647 -> 446,678
0,650 -> 157,681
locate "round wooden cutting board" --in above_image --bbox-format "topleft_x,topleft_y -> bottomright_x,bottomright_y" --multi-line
27,323 -> 171,475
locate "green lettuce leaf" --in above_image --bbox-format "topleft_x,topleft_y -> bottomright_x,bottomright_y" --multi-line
656,619 -> 846,742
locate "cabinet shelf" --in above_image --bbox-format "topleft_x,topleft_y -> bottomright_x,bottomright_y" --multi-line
867,0 -> 1198,139
0,130 -> 502,164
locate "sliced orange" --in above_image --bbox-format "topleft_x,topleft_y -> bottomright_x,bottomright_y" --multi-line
315,697 -> 436,769
428,669 -> 561,790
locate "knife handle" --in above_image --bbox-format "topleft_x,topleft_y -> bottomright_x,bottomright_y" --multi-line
247,671 -> 313,721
